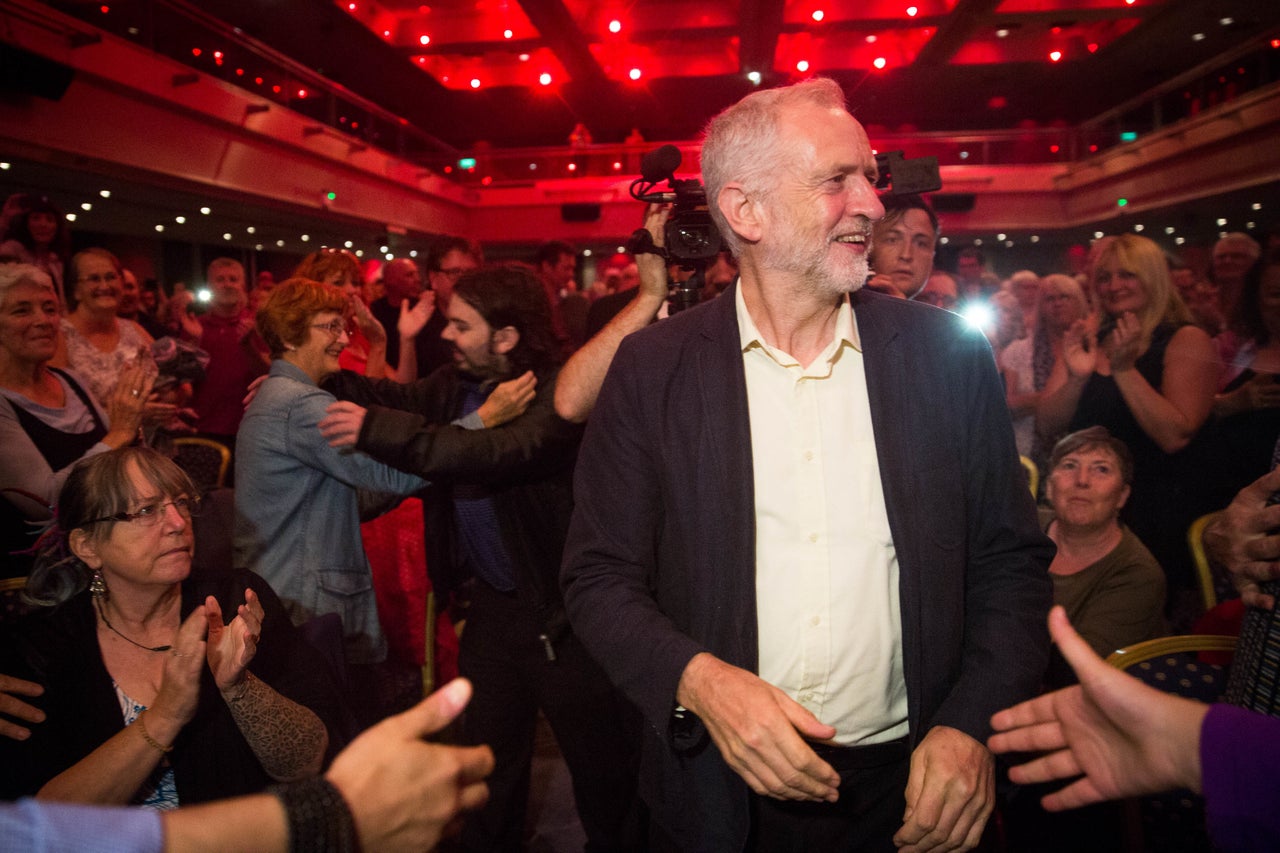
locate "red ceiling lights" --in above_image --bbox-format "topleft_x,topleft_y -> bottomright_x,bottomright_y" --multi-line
419,35 -> 431,46
608,19 -> 622,34
873,57 -> 887,69
906,6 -> 918,17
539,72 -> 552,85
628,67 -> 642,80
1049,50 -> 1062,62
812,10 -> 824,22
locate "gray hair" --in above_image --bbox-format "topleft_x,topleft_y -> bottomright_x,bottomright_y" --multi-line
26,448 -> 197,607
701,77 -> 848,256
0,263 -> 56,305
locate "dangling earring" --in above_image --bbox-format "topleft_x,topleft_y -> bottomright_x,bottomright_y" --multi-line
89,569 -> 106,599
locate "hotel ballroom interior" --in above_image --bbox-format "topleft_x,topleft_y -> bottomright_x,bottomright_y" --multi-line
2,0 -> 1280,850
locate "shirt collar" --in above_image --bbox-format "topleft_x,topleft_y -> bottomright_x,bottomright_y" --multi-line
735,284 -> 861,367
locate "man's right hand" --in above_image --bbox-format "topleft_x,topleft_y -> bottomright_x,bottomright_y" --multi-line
1204,466 -> 1280,609
0,673 -> 45,741
675,653 -> 840,802
327,678 -> 494,853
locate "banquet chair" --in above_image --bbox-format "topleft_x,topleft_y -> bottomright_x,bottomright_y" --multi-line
172,437 -> 231,493
1106,634 -> 1238,853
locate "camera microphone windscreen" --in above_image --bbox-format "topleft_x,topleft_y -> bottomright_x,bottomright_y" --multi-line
640,144 -> 683,183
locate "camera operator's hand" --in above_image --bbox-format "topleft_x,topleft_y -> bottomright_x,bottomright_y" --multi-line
638,204 -> 672,302
554,202 -> 672,424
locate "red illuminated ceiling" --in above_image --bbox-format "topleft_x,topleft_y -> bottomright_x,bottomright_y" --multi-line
342,0 -> 1156,87
170,0 -> 1279,149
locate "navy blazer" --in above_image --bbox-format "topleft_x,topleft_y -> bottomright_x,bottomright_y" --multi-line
562,283 -> 1054,851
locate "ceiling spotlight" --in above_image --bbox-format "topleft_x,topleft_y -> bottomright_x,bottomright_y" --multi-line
385,253 -> 394,260
1093,231 -> 1104,239
81,203 -> 92,211
276,239 -> 285,247
66,213 -> 76,222
1134,224 -> 1144,232
379,245 -> 389,253
410,250 -> 418,257
223,232 -> 232,240
995,29 -> 1009,38
796,60 -> 810,72
1217,217 -> 1228,226
873,57 -> 887,69
255,244 -> 263,251
419,34 -> 430,45
1191,32 -> 1205,42
906,6 -> 918,17
246,226 -> 256,234
503,28 -> 513,38
1004,240 -> 1013,247
355,250 -> 364,257
865,34 -> 877,43
811,10 -> 824,22
301,234 -> 310,241
997,233 -> 1007,241
1176,237 -> 1186,245
1220,17 -> 1234,26
1030,235 -> 1040,243
539,72 -> 552,85
1252,202 -> 1263,210
200,206 -> 211,214
0,162 -> 9,170
568,163 -> 577,172
175,216 -> 185,224
939,236 -> 948,245
747,70 -> 762,84
344,240 -> 354,248
99,189 -> 111,198
958,150 -> 969,159
583,249 -> 593,257
973,238 -> 983,246
470,78 -> 481,88
629,68 -> 642,80
155,225 -> 165,232
1049,50 -> 1062,62
1165,226 -> 1175,234
608,19 -> 621,34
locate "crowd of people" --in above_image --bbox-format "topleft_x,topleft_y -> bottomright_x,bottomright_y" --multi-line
2,77 -> 1280,853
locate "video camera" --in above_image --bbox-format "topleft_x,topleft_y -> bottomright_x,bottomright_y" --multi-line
627,144 -> 941,312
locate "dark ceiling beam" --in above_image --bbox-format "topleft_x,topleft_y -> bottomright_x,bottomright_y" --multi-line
738,0 -> 786,76
514,0 -> 608,85
913,0 -> 1004,66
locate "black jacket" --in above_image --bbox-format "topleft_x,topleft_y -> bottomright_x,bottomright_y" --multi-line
325,366 -> 583,632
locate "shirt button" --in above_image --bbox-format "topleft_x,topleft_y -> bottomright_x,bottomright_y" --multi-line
803,450 -> 814,462
811,616 -> 821,627
809,533 -> 819,543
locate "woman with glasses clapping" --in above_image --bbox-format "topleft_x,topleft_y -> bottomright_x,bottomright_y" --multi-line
0,447 -> 339,806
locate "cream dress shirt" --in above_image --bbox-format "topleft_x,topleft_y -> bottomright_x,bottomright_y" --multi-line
737,287 -> 909,745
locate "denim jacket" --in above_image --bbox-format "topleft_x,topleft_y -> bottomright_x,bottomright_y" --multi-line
234,360 -> 427,665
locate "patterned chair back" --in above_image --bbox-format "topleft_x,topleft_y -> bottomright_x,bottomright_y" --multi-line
1107,635 -> 1237,853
